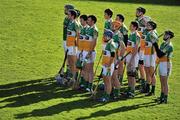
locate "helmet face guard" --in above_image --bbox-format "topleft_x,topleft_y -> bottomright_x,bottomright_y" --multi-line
165,30 -> 174,39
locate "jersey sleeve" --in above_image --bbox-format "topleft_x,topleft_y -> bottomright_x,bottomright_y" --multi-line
150,32 -> 158,43
118,32 -> 124,41
123,26 -> 128,35
167,46 -> 173,58
93,28 -> 98,40
136,33 -> 141,45
75,21 -> 80,32
110,41 -> 116,53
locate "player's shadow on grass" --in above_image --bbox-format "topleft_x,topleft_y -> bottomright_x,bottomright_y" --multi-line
0,77 -> 58,98
15,98 -> 105,119
0,77 -> 86,109
78,0 -> 180,6
14,90 -> 148,119
76,101 -> 158,120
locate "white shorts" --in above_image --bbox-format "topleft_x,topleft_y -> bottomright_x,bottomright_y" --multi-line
67,46 -> 77,56
144,54 -> 156,67
139,50 -> 144,61
102,63 -> 114,76
63,41 -> 67,52
126,53 -> 139,71
77,50 -> 96,63
159,62 -> 172,77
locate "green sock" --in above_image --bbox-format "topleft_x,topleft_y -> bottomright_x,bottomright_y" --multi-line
131,88 -> 135,93
80,77 -> 85,85
85,81 -> 89,88
140,79 -> 145,85
113,88 -> 120,97
151,85 -> 155,94
119,76 -> 123,84
103,92 -> 110,99
146,84 -> 150,93
127,86 -> 131,92
75,72 -> 78,80
88,83 -> 92,89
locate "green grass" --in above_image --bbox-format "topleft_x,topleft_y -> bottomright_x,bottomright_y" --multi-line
0,0 -> 180,119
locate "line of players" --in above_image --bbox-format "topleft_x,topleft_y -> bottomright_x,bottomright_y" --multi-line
62,5 -> 174,103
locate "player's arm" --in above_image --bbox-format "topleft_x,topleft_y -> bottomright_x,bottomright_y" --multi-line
119,41 -> 126,58
91,29 -> 98,50
153,42 -> 166,58
75,22 -> 80,46
130,35 -> 139,62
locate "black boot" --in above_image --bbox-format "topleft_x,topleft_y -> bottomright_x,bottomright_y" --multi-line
164,95 -> 168,104
146,83 -> 150,93
159,93 -> 165,104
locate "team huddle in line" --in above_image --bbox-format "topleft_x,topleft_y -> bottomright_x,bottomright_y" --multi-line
56,4 -> 175,103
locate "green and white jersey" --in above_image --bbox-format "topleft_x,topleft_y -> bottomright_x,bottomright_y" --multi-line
79,25 -> 89,39
160,42 -> 173,58
142,28 -> 149,39
135,16 -> 151,28
102,39 -> 116,65
135,16 -> 151,32
112,31 -> 124,48
105,39 -> 117,53
146,30 -> 158,43
104,18 -> 113,32
66,20 -> 80,38
128,31 -> 140,45
126,31 -> 140,52
119,23 -> 128,35
86,25 -> 98,40
63,16 -> 70,41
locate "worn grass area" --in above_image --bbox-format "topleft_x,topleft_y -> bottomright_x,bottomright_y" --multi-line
0,0 -> 180,120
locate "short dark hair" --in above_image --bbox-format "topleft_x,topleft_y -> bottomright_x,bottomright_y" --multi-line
80,15 -> 88,21
117,14 -> 125,22
88,15 -> 97,24
104,8 -> 113,18
137,7 -> 146,14
131,21 -> 139,30
69,9 -> 77,18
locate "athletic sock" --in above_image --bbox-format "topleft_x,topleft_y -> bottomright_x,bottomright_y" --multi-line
113,88 -> 120,97
146,83 -> 150,93
127,86 -> 131,92
103,92 -> 110,99
119,76 -> 123,84
75,72 -> 79,81
88,82 -> 93,89
85,81 -> 89,88
79,77 -> 85,87
151,85 -> 155,94
140,79 -> 145,85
